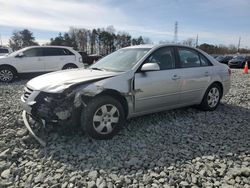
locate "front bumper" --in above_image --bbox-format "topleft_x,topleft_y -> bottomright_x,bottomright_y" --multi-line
22,110 -> 46,146
21,88 -> 82,145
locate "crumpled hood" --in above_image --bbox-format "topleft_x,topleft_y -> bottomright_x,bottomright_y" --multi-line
27,68 -> 119,93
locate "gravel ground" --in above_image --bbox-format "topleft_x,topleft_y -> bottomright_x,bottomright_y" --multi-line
0,69 -> 249,188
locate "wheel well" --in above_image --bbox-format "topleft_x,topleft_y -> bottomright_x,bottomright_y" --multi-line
0,64 -> 18,74
62,63 -> 78,69
212,81 -> 223,95
97,89 -> 129,118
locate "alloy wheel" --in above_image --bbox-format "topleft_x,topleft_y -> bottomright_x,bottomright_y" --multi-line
0,69 -> 14,82
207,87 -> 220,108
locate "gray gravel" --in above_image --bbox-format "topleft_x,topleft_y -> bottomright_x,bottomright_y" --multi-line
0,69 -> 249,188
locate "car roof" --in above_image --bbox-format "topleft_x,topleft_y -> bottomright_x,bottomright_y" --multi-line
124,44 -> 199,50
24,46 -> 73,50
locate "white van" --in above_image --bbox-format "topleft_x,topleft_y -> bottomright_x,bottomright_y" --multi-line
0,46 -> 84,82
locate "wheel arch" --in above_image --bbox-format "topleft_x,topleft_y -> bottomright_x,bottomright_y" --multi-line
96,89 -> 129,118
0,64 -> 18,74
62,63 -> 78,69
210,81 -> 223,96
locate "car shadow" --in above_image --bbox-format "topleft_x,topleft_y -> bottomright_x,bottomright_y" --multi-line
0,73 -> 44,86
22,102 -> 250,173
18,73 -> 45,80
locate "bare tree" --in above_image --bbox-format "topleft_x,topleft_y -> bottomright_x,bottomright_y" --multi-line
9,29 -> 38,50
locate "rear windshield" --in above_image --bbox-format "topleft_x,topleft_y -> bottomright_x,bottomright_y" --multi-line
0,49 -> 9,53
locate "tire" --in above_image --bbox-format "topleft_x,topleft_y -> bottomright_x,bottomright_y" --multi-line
199,83 -> 222,111
0,66 -> 16,82
81,95 -> 125,140
62,64 -> 78,70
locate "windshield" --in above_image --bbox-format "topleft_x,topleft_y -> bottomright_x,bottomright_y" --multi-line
89,48 -> 150,72
233,56 -> 245,60
7,48 -> 28,57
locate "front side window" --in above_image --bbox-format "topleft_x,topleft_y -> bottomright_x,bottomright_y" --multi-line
145,47 -> 175,70
23,48 -> 43,57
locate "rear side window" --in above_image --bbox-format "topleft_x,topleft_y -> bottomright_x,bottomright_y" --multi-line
0,49 -> 9,53
146,47 -> 175,70
43,48 -> 74,56
63,49 -> 74,55
178,48 -> 212,68
23,48 -> 43,57
200,54 -> 211,66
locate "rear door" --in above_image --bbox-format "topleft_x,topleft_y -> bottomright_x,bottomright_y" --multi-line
134,47 -> 181,113
16,48 -> 45,73
176,47 -> 213,105
43,48 -> 75,71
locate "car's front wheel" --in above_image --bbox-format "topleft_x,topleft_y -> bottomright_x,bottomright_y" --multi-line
81,95 -> 125,139
0,66 -> 16,82
199,83 -> 222,111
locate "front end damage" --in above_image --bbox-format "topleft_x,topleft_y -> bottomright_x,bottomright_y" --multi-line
20,70 -> 135,145
21,86 -> 91,146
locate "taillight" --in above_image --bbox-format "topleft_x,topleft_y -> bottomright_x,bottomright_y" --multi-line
228,68 -> 231,76
79,57 -> 82,63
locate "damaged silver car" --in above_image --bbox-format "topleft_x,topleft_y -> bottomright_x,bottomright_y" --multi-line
21,44 -> 231,143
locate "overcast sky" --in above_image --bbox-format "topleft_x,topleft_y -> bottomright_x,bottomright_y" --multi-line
0,0 -> 250,48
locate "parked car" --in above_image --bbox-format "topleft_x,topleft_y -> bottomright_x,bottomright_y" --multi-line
228,55 -> 250,68
0,46 -> 84,82
216,55 -> 233,65
21,44 -> 231,143
78,51 -> 102,65
0,46 -> 12,56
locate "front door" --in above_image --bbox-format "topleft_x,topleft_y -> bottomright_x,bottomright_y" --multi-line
134,47 -> 181,113
16,48 -> 45,73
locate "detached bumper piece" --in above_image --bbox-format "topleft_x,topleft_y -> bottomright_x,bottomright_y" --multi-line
22,110 -> 46,147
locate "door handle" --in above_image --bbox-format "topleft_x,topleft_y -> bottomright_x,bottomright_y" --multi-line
204,71 -> 209,76
172,74 -> 180,80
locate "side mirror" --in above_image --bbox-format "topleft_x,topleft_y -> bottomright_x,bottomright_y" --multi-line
16,52 -> 24,58
141,63 -> 160,72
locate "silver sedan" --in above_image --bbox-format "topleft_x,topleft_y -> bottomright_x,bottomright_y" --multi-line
21,44 -> 231,142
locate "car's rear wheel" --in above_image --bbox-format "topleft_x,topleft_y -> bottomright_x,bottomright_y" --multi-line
0,66 -> 16,82
81,95 -> 125,139
199,83 -> 222,111
62,64 -> 78,70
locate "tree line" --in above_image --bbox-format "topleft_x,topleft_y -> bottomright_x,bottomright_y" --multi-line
180,38 -> 250,54
8,26 -> 151,55
7,28 -> 250,55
